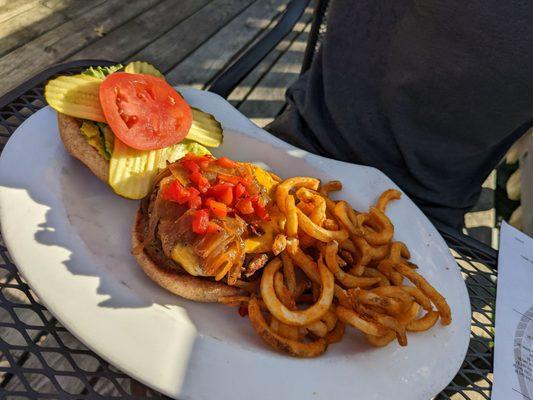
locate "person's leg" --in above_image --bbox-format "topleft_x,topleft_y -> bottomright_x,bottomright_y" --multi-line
267,0 -> 533,228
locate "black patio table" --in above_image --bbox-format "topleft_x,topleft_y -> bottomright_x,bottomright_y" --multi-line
0,1 -> 498,398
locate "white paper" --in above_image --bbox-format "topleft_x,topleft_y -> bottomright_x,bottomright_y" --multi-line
492,222 -> 533,400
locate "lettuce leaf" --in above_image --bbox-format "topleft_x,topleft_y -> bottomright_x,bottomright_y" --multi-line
82,64 -> 123,79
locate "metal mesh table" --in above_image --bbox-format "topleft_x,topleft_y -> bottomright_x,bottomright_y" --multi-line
0,62 -> 497,399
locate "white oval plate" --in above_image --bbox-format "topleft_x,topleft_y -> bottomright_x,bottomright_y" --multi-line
0,88 -> 470,400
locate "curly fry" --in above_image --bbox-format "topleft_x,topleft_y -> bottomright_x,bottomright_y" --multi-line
248,297 -> 327,357
376,189 -> 402,212
280,251 -> 296,294
323,219 -> 339,230
365,331 -> 396,347
285,195 -> 298,237
306,320 -> 329,337
278,321 -> 300,340
333,201 -> 357,235
336,306 -> 389,336
274,272 -> 296,309
297,201 -> 315,215
319,180 -> 342,195
394,263 -> 452,325
296,208 -> 349,242
348,289 -> 404,315
371,286 -> 414,312
355,207 -> 394,246
396,302 -> 421,325
324,241 -> 381,288
401,285 -> 432,311
406,310 -> 439,332
319,180 -> 342,213
361,267 -> 391,287
326,321 -> 345,344
286,242 -> 320,283
359,305 -> 407,346
296,188 -> 327,226
334,285 -> 353,308
276,177 -> 320,212
260,257 -> 334,326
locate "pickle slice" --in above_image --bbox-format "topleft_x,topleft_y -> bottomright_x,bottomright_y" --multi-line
186,107 -> 223,147
109,140 -> 211,199
124,61 -> 164,78
45,74 -> 105,122
109,139 -> 160,199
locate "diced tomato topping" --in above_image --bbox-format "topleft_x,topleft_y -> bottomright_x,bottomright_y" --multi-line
206,221 -> 221,234
188,187 -> 200,198
208,183 -> 233,205
205,198 -> 228,218
233,183 -> 246,200
164,155 -> 271,234
238,306 -> 248,317
190,171 -> 210,193
187,187 -> 201,209
217,173 -> 241,185
183,153 -> 211,162
240,174 -> 253,188
181,159 -> 200,174
236,198 -> 254,215
254,202 -> 269,220
162,180 -> 190,204
192,209 -> 210,234
216,156 -> 239,169
181,153 -> 213,171
197,158 -> 211,170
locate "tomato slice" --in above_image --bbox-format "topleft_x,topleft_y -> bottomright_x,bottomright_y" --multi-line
99,72 -> 192,150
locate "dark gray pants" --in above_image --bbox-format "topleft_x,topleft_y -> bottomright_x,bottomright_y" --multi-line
267,0 -> 533,228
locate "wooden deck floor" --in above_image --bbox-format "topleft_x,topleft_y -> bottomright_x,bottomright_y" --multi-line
0,0 -> 311,127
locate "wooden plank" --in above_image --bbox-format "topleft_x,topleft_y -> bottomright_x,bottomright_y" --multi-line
0,0 -> 40,24
234,10 -> 312,127
166,0 -> 289,88
0,0 -> 160,97
129,0 -> 254,73
0,0 -> 107,58
0,4 -> 68,57
70,0 -> 212,62
227,7 -> 312,107
42,0 -> 109,20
